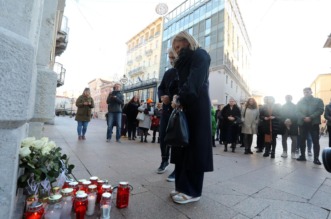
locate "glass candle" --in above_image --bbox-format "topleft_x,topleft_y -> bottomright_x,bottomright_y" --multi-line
25,202 -> 44,219
77,179 -> 86,191
100,192 -> 112,219
89,176 -> 98,186
101,184 -> 112,194
60,188 -> 73,219
69,181 -> 79,196
62,179 -> 73,189
86,185 -> 97,216
52,187 -> 61,195
96,180 -> 105,203
74,192 -> 88,219
44,194 -> 63,219
116,182 -> 130,209
82,180 -> 92,193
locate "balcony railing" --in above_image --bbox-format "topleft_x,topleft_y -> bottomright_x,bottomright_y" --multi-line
54,62 -> 66,87
56,16 -> 69,56
127,66 -> 146,76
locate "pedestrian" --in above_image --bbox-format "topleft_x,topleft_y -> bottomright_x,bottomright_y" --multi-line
125,95 -> 140,140
157,48 -> 179,181
106,83 -> 124,143
241,97 -> 259,154
215,105 -> 222,141
211,107 -> 217,147
138,99 -> 154,143
221,98 -> 242,152
296,87 -> 324,165
280,95 -> 298,159
170,31 -> 213,204
324,98 -> 331,148
75,88 -> 94,140
151,102 -> 161,143
260,96 -> 281,158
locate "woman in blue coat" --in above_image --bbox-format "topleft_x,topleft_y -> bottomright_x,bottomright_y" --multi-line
170,31 -> 213,204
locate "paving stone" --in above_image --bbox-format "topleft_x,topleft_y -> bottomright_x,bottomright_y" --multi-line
232,197 -> 270,218
252,187 -> 307,202
255,206 -> 305,219
269,179 -> 318,199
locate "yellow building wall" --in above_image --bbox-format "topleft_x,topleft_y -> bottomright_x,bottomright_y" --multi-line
311,73 -> 331,105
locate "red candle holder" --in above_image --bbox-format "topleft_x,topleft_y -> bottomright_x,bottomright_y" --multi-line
96,180 -> 105,203
89,176 -> 98,186
69,181 -> 79,196
77,179 -> 86,191
116,182 -> 130,209
82,180 -> 92,193
25,202 -> 44,219
74,192 -> 88,219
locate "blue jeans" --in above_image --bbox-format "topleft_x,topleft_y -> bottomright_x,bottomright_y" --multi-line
107,112 -> 122,140
77,121 -> 89,136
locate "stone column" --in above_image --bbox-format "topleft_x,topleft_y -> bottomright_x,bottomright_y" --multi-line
28,0 -> 58,138
0,0 -> 58,217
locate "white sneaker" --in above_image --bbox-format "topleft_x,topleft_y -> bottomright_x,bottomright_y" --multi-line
291,153 -> 296,159
281,151 -> 288,158
170,190 -> 179,197
172,193 -> 200,204
308,151 -> 312,156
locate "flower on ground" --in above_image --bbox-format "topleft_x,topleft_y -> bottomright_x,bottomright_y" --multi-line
17,137 -> 75,195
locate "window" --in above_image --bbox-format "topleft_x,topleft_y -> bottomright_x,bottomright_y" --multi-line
205,18 -> 211,35
188,27 -> 193,35
205,35 -> 210,47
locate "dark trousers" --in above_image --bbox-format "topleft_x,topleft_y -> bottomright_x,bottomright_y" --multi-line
159,112 -> 171,162
300,124 -> 320,159
257,126 -> 264,150
243,134 -> 253,150
175,161 -> 204,197
328,125 -> 331,147
127,121 -> 137,138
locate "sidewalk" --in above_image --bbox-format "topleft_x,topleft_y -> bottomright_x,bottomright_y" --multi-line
45,117 -> 331,219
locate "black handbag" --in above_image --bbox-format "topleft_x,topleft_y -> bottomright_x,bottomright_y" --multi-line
164,108 -> 189,147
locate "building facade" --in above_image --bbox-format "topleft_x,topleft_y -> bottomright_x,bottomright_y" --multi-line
123,17 -> 164,103
100,82 -> 115,119
0,0 -> 68,217
310,73 -> 331,105
88,78 -> 112,118
160,0 -> 251,105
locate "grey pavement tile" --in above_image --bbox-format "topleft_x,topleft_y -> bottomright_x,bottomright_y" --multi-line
231,213 -> 250,219
261,199 -> 329,219
269,179 -> 318,199
255,206 -> 305,219
205,192 -> 248,208
309,189 -> 331,211
118,192 -> 186,219
232,197 -> 270,218
252,187 -> 307,202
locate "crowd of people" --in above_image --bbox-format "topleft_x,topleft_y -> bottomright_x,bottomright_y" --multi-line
73,31 -> 331,206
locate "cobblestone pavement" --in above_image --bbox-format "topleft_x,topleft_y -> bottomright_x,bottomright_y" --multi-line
45,117 -> 331,219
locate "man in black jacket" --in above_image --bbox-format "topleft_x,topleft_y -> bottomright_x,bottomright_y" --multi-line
106,83 -> 124,143
324,98 -> 331,148
157,48 -> 178,181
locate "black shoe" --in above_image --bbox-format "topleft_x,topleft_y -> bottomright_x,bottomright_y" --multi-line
144,139 -> 148,143
263,153 -> 269,157
313,159 -> 322,165
156,161 -> 169,174
128,137 -> 131,140
167,170 -> 175,182
296,156 -> 307,161
256,150 -> 263,153
212,144 -> 216,147
270,153 -> 275,158
240,145 -> 245,148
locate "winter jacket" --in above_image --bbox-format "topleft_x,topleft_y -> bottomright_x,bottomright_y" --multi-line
297,96 -> 324,126
241,107 -> 259,134
324,103 -> 331,126
137,104 -> 154,129
280,102 -> 298,135
75,95 -> 94,122
107,90 -> 124,113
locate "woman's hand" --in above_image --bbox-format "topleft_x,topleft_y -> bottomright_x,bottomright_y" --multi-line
171,95 -> 180,109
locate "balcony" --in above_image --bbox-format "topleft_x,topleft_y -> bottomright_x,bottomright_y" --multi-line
145,49 -> 153,56
55,16 -> 69,56
54,62 -> 66,87
127,66 -> 146,76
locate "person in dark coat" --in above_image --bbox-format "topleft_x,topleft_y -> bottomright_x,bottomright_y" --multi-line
220,98 -> 242,152
125,95 -> 140,140
324,98 -> 331,148
75,88 -> 94,140
259,96 -> 281,158
157,48 -> 179,181
280,95 -> 298,159
170,31 -> 213,204
296,87 -> 324,165
106,83 -> 124,143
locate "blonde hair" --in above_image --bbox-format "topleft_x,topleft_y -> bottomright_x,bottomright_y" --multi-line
172,31 -> 199,51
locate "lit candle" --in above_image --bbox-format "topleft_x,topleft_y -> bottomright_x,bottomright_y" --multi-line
86,193 -> 96,216
100,204 -> 111,219
44,209 -> 62,219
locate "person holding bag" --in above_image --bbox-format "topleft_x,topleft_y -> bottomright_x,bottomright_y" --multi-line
137,99 -> 154,143
169,31 -> 213,204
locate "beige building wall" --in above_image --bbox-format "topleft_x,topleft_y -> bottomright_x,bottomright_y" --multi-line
125,17 -> 164,85
311,73 -> 331,105
88,78 -> 112,118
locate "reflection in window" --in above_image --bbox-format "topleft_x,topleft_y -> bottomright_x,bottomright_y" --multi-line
205,18 -> 211,35
205,35 -> 210,47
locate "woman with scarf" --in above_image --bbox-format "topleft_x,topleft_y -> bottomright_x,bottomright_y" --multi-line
75,88 -> 94,140
170,31 -> 213,204
260,96 -> 281,158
